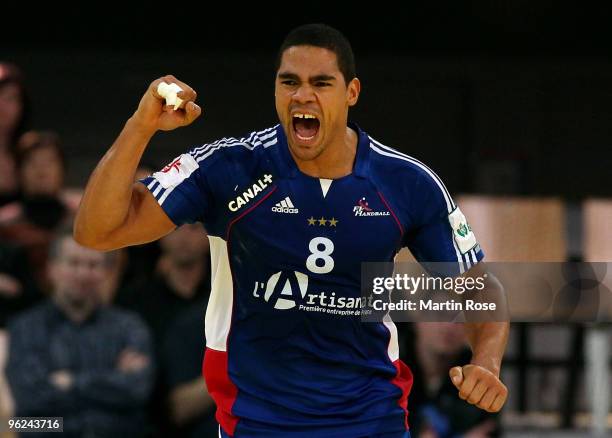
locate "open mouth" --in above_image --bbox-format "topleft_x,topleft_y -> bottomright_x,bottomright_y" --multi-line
292,112 -> 320,142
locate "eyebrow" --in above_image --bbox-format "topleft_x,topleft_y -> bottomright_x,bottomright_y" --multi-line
277,72 -> 337,82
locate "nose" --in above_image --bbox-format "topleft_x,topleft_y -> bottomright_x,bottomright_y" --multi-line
292,84 -> 315,104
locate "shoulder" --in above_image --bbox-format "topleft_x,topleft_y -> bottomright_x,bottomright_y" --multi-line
366,133 -> 455,212
367,134 -> 440,184
143,125 -> 280,194
7,301 -> 51,330
186,125 -> 280,169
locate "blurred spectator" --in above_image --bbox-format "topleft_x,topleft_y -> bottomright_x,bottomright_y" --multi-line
0,242 -> 42,328
0,63 -> 30,206
400,323 -> 501,438
5,227 -> 154,438
161,305 -> 216,437
121,223 -> 210,437
121,222 -> 210,341
0,131 -> 71,292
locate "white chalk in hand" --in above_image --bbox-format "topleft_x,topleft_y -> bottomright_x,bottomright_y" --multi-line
157,82 -> 184,110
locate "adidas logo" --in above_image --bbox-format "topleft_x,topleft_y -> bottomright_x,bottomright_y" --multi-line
272,196 -> 299,214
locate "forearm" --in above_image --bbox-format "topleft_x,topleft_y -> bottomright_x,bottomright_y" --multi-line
74,118 -> 154,245
75,367 -> 153,408
464,321 -> 509,376
6,375 -> 76,415
169,377 -> 215,425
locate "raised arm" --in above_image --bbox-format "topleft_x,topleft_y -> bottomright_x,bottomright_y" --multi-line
74,75 -> 201,250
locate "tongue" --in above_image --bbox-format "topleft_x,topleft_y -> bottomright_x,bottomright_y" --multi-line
294,118 -> 319,138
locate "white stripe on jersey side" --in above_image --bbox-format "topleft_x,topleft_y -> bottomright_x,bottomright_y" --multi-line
206,236 -> 234,352
383,314 -> 400,362
147,179 -> 157,190
369,138 -> 455,212
369,142 -> 465,273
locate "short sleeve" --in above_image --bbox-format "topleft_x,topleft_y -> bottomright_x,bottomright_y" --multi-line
140,151 -> 209,226
405,172 -> 484,275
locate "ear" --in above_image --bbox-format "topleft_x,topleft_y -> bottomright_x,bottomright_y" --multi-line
347,77 -> 361,107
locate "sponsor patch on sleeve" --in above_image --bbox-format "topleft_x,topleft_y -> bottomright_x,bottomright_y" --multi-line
448,207 -> 477,254
152,153 -> 199,189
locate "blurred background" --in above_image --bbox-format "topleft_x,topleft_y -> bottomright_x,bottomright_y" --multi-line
1,1 -> 611,437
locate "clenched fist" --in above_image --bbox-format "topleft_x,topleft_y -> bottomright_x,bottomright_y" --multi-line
449,364 -> 508,412
131,75 -> 202,133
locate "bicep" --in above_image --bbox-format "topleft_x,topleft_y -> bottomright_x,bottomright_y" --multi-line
101,182 -> 176,250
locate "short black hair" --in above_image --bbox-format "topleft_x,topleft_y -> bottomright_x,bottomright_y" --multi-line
276,23 -> 356,85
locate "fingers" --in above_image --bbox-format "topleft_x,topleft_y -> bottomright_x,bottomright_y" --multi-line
489,390 -> 508,412
457,366 -> 478,400
449,366 -> 463,389
453,364 -> 508,412
466,380 -> 488,405
478,387 -> 498,411
117,350 -> 149,372
150,75 -> 198,108
182,101 -> 202,126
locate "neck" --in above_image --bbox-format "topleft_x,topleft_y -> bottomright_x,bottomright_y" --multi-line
293,126 -> 358,179
53,296 -> 95,324
165,259 -> 205,299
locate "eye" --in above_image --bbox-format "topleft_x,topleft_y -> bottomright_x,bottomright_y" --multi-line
315,82 -> 331,87
281,80 -> 298,86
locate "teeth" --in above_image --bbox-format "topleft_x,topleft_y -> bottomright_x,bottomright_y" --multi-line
293,113 -> 317,119
296,133 -> 316,141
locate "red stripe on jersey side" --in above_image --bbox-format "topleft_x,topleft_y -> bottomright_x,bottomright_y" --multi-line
203,347 -> 239,436
391,358 -> 414,430
377,191 -> 404,236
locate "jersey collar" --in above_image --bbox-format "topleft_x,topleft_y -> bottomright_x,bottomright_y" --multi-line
275,122 -> 370,179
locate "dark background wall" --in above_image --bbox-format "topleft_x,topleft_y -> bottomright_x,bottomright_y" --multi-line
3,2 -> 611,198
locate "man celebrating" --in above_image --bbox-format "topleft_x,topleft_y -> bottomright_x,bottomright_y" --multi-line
75,24 -> 508,438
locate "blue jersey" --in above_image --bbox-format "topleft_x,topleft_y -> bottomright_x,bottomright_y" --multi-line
141,123 -> 483,437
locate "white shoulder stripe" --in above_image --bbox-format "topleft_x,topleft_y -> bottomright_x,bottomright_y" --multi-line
369,143 -> 454,213
190,126 -> 279,163
369,136 -> 455,212
369,140 -> 466,273
152,184 -> 163,197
